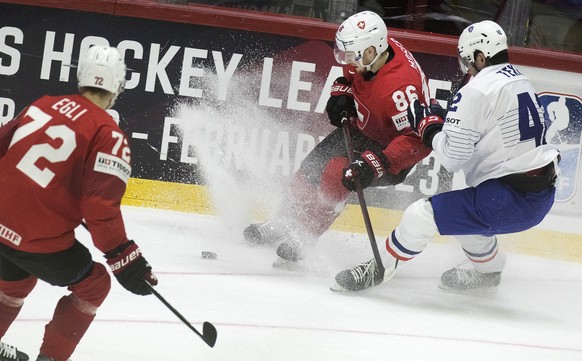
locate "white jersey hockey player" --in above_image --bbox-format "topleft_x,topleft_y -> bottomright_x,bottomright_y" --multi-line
333,20 -> 560,292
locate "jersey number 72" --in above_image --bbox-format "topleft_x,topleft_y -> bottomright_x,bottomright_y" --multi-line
9,106 -> 77,188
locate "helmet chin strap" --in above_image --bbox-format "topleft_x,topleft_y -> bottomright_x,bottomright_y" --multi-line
360,54 -> 384,80
360,52 -> 382,72
360,49 -> 389,73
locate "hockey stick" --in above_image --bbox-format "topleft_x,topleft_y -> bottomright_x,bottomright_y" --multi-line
144,283 -> 217,348
80,222 -> 217,348
341,118 -> 385,272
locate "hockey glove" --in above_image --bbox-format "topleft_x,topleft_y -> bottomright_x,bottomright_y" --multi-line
326,77 -> 355,127
105,240 -> 158,296
407,99 -> 446,147
342,149 -> 389,191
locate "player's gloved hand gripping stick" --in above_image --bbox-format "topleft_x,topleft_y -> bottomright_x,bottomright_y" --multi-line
326,77 -> 355,127
407,99 -> 446,147
105,240 -> 158,295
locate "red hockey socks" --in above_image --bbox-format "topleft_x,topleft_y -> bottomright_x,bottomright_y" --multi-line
40,263 -> 110,361
0,276 -> 37,338
40,295 -> 95,361
286,159 -> 349,237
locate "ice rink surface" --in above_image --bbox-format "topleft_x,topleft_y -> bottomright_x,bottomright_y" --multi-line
5,206 -> 582,361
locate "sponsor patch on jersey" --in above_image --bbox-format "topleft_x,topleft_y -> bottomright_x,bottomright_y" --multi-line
0,222 -> 22,246
94,152 -> 131,183
392,111 -> 409,131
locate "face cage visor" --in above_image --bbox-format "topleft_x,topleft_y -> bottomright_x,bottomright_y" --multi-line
334,40 -> 360,66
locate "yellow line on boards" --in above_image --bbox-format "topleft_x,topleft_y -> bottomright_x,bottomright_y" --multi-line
123,178 -> 213,214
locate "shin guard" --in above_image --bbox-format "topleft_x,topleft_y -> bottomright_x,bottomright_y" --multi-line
286,158 -> 349,237
40,263 -> 110,360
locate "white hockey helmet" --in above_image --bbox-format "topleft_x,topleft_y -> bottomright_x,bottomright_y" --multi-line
77,45 -> 126,108
334,11 -> 388,71
457,20 -> 508,73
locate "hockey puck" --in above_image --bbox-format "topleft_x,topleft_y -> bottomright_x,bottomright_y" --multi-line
201,251 -> 217,260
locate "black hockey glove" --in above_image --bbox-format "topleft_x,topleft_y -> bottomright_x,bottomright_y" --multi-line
326,77 -> 355,127
105,240 -> 158,296
342,149 -> 389,191
407,99 -> 446,147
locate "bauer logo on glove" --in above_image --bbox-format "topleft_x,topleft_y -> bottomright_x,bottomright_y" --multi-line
330,82 -> 353,95
342,149 -> 389,191
108,246 -> 142,272
105,240 -> 158,295
326,77 -> 356,127
364,152 -> 385,178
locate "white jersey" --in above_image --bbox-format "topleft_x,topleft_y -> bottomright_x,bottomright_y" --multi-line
432,63 -> 559,187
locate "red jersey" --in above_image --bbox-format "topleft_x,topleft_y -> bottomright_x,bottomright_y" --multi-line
0,94 -> 130,253
345,38 -> 432,174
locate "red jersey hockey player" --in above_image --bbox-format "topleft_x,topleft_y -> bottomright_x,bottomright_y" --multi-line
0,45 -> 157,361
244,11 -> 432,263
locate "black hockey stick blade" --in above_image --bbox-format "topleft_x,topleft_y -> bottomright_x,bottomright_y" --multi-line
146,283 -> 218,348
202,322 -> 218,347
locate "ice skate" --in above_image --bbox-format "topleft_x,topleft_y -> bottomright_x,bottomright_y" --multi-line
331,258 -> 396,292
275,238 -> 307,262
439,267 -> 501,291
243,220 -> 287,246
272,238 -> 309,269
0,342 -> 28,361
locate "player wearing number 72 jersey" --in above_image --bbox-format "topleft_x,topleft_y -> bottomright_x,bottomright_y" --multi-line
0,45 -> 157,361
334,20 -> 559,293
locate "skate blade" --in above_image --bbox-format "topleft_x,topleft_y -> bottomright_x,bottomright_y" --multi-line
272,257 -> 302,271
329,282 -> 351,293
437,282 -> 498,295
